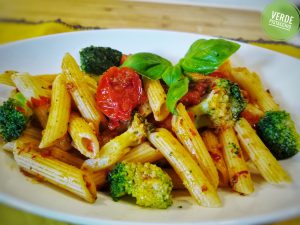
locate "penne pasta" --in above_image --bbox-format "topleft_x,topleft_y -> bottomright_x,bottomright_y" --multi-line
2,141 -> 16,152
2,127 -> 42,152
138,101 -> 152,118
0,70 -> 17,87
12,73 -> 51,128
11,73 -> 52,100
201,130 -> 229,187
83,147 -> 131,172
241,103 -> 264,126
68,113 -> 100,159
83,74 -> 98,95
230,67 -> 279,112
35,74 -> 57,84
122,142 -> 163,163
62,53 -> 105,132
82,114 -> 146,171
235,118 -> 291,184
148,128 -> 221,207
49,147 -> 84,168
171,103 -> 219,188
143,78 -> 169,121
39,74 -> 71,148
13,137 -> 97,203
219,127 -> 254,195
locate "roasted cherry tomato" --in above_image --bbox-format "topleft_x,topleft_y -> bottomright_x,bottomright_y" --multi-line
96,66 -> 144,129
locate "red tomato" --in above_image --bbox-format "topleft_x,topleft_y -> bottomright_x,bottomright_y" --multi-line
96,66 -> 144,129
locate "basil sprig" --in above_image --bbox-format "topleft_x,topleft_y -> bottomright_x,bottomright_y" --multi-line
121,52 -> 172,80
121,39 -> 240,113
166,77 -> 189,113
180,39 -> 240,75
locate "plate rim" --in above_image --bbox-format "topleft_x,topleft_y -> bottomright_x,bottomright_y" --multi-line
0,28 -> 298,61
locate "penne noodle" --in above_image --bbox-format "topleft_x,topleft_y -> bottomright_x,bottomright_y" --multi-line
219,127 -> 254,195
83,74 -> 98,95
62,53 -> 105,132
122,142 -> 163,163
230,67 -> 279,112
235,118 -> 291,184
34,73 -> 97,94
2,141 -> 16,152
11,73 -> 52,100
172,103 -> 219,188
201,130 -> 229,187
241,103 -> 264,126
49,147 -> 84,168
143,78 -> 169,121
12,73 -> 51,128
82,114 -> 146,171
13,137 -> 97,203
82,147 -> 131,172
0,70 -> 17,87
35,74 -> 57,84
68,113 -> 100,159
138,101 -> 152,118
39,74 -> 71,148
148,128 -> 221,207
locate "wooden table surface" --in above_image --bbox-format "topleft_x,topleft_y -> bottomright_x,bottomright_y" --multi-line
0,0 -> 270,41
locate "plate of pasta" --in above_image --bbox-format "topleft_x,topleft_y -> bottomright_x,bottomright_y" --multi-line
0,29 -> 300,225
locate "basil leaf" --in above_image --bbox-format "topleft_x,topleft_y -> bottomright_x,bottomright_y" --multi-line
180,39 -> 240,75
121,52 -> 172,80
162,64 -> 182,86
166,77 -> 189,113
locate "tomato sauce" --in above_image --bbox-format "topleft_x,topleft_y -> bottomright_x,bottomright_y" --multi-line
180,79 -> 211,107
209,71 -> 227,79
209,152 -> 221,162
241,110 -> 261,127
96,67 -> 145,130
30,96 -> 50,108
231,170 -> 249,186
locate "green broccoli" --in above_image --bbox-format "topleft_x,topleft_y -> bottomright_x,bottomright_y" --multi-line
0,92 -> 32,142
257,110 -> 300,160
79,46 -> 122,75
189,78 -> 246,128
108,162 -> 173,209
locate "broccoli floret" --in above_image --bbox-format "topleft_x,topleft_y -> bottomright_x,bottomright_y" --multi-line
108,162 -> 173,209
189,78 -> 246,128
257,111 -> 300,159
79,46 -> 122,75
0,92 -> 32,142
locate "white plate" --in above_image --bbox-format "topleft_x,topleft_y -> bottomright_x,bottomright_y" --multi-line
0,29 -> 300,225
